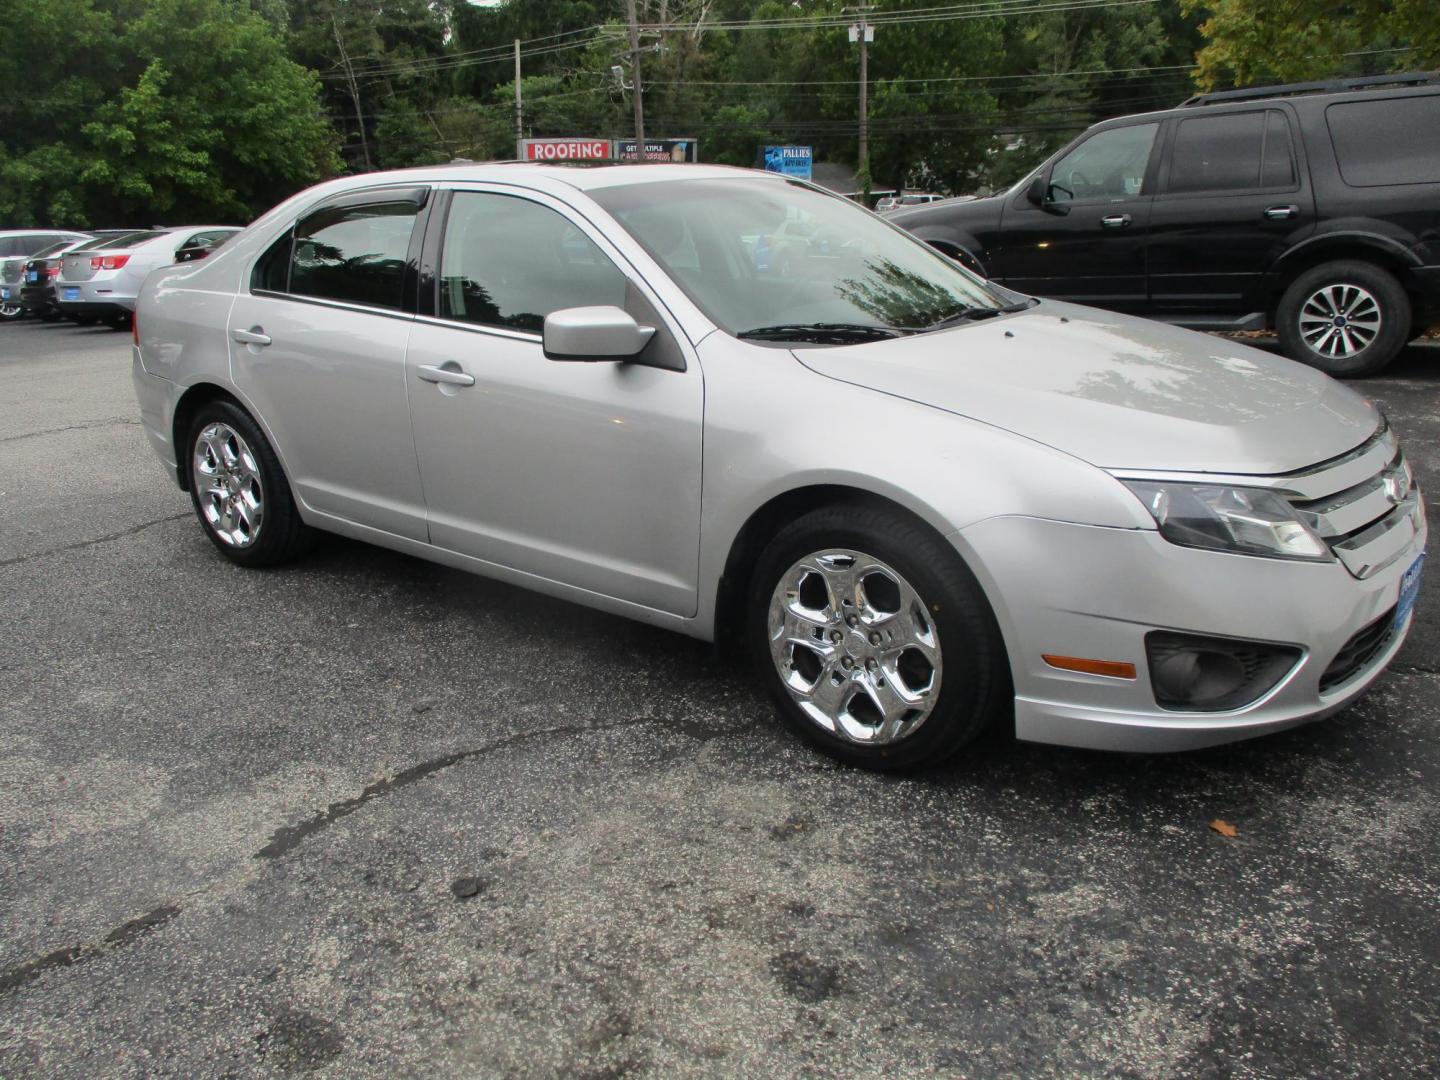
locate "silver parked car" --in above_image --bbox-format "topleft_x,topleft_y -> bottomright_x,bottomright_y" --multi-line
57,226 -> 238,326
131,164 -> 1426,769
0,229 -> 91,318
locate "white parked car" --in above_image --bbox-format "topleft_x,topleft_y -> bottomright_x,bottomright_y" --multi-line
57,226 -> 238,327
131,164 -> 1426,769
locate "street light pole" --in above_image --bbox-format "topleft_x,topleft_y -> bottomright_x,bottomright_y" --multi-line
625,0 -> 646,159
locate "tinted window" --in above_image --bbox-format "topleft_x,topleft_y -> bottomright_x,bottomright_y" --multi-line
1327,94 -> 1440,187
438,193 -> 628,333
1050,123 -> 1158,201
1169,112 -> 1269,193
1261,111 -> 1296,187
290,201 -> 419,310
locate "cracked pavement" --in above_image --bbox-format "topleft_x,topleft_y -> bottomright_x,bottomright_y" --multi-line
1,320 -> 1438,1078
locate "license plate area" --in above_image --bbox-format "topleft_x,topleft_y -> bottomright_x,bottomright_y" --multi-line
1395,554 -> 1424,630
62,286 -> 80,301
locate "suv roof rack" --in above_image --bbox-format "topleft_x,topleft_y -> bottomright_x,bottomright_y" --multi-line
1179,70 -> 1439,108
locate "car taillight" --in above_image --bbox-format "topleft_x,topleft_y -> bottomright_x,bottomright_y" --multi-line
90,254 -> 131,270
46,265 -> 60,278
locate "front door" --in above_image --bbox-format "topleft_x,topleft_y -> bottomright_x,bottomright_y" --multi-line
229,190 -> 428,540
1147,108 -> 1316,319
990,122 -> 1161,312
405,189 -> 704,617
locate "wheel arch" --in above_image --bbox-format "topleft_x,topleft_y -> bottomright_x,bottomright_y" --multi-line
711,484 -> 962,659
170,382 -> 272,493
1267,234 -> 1422,324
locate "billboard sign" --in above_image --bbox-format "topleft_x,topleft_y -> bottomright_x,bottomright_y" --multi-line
763,145 -> 813,179
612,138 -> 698,162
521,138 -> 611,162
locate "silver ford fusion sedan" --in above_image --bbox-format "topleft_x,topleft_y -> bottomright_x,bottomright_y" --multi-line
131,163 -> 1427,769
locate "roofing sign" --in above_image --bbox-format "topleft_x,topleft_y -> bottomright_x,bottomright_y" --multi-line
521,138 -> 611,161
764,146 -> 813,180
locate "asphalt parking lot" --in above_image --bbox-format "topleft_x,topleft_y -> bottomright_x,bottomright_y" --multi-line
2,319 -> 1438,1078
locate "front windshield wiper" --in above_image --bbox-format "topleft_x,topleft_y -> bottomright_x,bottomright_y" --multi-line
737,322 -> 906,344
923,299 -> 1035,333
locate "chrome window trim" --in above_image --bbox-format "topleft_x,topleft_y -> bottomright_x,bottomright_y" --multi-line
250,288 -> 416,323
412,313 -> 540,343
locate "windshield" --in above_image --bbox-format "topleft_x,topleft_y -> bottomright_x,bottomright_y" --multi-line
589,177 -> 1003,336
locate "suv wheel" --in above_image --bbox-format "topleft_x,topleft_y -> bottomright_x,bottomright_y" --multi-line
748,504 -> 1010,771
1277,260 -> 1411,377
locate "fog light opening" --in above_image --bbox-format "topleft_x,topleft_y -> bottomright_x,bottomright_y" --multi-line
1146,631 -> 1302,713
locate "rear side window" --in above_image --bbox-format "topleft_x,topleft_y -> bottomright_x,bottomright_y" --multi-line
1327,94 -> 1440,186
1169,110 -> 1295,193
71,232 -> 152,252
438,193 -> 628,333
288,201 -> 419,310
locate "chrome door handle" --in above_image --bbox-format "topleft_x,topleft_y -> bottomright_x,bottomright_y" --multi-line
416,363 -> 475,388
232,327 -> 271,346
1100,213 -> 1132,229
1264,205 -> 1298,221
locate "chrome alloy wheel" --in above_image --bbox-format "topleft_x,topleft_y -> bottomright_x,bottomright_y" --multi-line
1299,283 -> 1381,359
193,422 -> 264,548
0,300 -> 21,319
767,549 -> 942,745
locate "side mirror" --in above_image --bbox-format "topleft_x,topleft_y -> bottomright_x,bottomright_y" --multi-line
1025,173 -> 1047,206
543,305 -> 656,362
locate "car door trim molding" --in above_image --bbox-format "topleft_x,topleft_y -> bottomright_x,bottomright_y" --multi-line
250,288 -> 417,323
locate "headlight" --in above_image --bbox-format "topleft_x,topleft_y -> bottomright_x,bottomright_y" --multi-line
1121,481 -> 1331,562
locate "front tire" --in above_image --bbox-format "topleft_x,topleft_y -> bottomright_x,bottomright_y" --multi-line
747,503 -> 1010,771
0,300 -> 22,321
186,400 -> 313,567
1277,260 -> 1411,377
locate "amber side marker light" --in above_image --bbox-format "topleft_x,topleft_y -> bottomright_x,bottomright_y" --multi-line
1042,655 -> 1138,680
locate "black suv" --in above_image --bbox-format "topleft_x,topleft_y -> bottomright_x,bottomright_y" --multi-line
891,72 -> 1440,377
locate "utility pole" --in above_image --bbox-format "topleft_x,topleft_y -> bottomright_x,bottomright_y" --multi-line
625,0 -> 646,160
848,7 -> 874,199
332,14 -> 372,172
857,8 -> 869,183
514,39 -> 523,160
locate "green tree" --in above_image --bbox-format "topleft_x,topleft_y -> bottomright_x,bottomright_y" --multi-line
0,0 -> 339,227
1181,1 -> 1440,89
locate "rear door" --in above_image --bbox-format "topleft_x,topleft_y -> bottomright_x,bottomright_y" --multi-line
1147,108 -> 1316,321
229,188 -> 430,541
988,122 -> 1161,311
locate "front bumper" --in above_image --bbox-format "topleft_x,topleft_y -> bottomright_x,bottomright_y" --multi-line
955,510 -> 1427,751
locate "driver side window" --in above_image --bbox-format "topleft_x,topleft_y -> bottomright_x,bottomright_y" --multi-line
438,192 -> 628,334
1049,123 -> 1159,203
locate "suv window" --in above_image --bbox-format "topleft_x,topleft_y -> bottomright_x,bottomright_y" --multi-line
287,201 -> 419,310
1169,110 -> 1294,194
1048,123 -> 1158,202
1327,94 -> 1440,187
438,193 -> 628,333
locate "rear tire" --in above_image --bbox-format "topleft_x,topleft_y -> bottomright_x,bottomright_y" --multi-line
1277,260 -> 1410,377
0,301 -> 22,321
747,503 -> 1010,771
185,400 -> 314,568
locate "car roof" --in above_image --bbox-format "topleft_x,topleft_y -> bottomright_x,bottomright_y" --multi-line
307,161 -> 781,196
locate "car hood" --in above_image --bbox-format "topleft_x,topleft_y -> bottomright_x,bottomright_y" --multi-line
792,303 -> 1380,473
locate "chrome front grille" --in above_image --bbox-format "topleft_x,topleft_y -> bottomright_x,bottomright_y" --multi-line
1282,423 -> 1423,579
